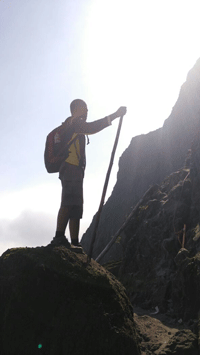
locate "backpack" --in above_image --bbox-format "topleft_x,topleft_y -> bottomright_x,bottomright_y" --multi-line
44,119 -> 78,173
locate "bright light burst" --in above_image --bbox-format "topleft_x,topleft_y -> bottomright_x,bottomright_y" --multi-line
83,0 -> 200,136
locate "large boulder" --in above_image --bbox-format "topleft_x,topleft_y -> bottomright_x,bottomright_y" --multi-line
0,246 -> 140,355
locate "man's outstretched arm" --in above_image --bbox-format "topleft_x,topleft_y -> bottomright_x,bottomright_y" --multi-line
73,106 -> 127,135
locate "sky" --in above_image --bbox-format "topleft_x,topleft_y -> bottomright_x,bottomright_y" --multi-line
0,0 -> 200,255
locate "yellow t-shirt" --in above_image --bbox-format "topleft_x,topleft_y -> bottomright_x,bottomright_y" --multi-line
65,133 -> 80,166
64,115 -> 111,166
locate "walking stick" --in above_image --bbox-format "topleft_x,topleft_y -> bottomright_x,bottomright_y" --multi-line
95,185 -> 154,263
87,115 -> 124,263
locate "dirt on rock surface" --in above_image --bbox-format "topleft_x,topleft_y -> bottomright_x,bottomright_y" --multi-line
134,307 -> 198,355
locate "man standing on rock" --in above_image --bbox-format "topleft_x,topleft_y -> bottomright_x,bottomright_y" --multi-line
50,99 -> 127,248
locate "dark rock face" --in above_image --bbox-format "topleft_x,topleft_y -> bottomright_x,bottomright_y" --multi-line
81,58 -> 200,264
99,135 -> 200,354
0,247 -> 140,355
110,135 -> 200,353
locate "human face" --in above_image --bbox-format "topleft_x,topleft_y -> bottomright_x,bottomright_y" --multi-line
73,104 -> 88,120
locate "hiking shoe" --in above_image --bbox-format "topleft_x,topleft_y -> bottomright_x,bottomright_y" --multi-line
49,236 -> 71,248
71,242 -> 82,248
70,243 -> 84,254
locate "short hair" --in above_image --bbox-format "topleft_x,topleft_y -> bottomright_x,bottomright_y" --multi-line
70,99 -> 87,114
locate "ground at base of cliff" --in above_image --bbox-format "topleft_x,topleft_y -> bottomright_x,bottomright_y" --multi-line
134,306 -> 198,355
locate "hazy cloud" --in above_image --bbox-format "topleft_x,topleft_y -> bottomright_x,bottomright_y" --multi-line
0,209 -> 89,256
0,210 -> 55,255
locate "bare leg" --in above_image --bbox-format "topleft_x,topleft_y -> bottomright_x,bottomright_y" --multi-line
69,219 -> 80,245
56,206 -> 70,235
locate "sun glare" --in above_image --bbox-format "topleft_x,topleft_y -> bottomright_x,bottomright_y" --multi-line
81,0 -> 200,152
83,0 -> 200,118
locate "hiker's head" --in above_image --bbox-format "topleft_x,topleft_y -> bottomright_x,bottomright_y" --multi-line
70,99 -> 88,120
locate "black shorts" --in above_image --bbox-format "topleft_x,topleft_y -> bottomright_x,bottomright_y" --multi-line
59,163 -> 84,219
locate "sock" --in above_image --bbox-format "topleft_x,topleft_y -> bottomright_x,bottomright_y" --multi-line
71,239 -> 79,246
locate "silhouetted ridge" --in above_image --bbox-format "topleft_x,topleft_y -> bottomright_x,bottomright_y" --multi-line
81,58 -> 200,264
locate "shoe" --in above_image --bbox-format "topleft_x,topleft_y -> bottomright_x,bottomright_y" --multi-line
70,243 -> 84,254
71,242 -> 82,248
49,236 -> 71,248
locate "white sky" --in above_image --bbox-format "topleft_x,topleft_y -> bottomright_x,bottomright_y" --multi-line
0,0 -> 200,255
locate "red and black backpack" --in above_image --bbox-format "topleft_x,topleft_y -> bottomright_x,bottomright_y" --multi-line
44,119 -> 78,173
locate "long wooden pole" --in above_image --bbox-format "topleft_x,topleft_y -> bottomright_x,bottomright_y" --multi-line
95,185 -> 154,263
182,224 -> 186,248
87,115 -> 124,263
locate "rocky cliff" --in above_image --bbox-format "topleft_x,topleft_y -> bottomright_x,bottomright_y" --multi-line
112,131 -> 200,354
118,136 -> 200,315
81,58 -> 200,264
